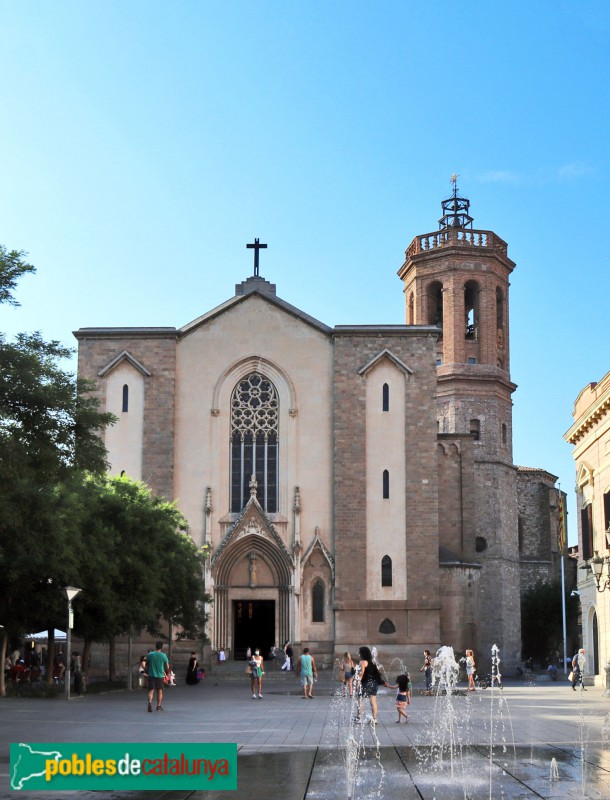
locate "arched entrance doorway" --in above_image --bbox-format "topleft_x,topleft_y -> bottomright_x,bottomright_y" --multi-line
211,503 -> 294,660
233,599 -> 275,660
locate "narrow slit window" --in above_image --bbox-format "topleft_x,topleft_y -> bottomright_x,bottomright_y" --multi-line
312,581 -> 324,622
122,384 -> 129,413
381,555 -> 392,587
382,469 -> 390,499
382,383 -> 389,412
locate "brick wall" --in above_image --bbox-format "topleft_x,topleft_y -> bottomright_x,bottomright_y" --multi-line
75,330 -> 177,499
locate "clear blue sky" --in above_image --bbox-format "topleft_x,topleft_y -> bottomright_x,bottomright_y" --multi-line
2,2 -> 609,545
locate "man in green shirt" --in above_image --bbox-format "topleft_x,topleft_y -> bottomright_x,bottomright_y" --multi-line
297,647 -> 318,699
146,641 -> 169,712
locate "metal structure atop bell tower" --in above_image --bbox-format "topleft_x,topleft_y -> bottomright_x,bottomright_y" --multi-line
439,174 -> 474,230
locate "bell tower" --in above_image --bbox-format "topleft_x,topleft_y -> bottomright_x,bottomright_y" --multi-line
398,177 -> 516,454
398,178 -> 521,668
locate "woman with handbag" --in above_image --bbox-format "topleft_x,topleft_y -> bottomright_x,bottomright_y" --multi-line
250,649 -> 264,699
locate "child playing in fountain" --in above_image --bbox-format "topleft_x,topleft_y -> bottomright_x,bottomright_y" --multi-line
386,674 -> 411,723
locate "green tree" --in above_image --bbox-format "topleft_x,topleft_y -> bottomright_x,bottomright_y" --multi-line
0,245 -> 35,306
0,247 -> 114,695
69,475 -> 210,680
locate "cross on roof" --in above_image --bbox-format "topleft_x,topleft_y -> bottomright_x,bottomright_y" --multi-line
246,238 -> 267,277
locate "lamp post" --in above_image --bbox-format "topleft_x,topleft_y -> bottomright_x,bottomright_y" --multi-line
61,586 -> 82,700
589,543 -> 610,697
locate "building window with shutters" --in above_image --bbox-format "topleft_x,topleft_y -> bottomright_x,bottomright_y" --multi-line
581,502 -> 594,561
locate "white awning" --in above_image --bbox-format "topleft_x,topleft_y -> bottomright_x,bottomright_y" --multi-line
25,629 -> 67,641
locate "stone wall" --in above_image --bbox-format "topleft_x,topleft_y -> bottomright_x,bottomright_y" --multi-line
75,330 -> 177,499
333,327 -> 441,650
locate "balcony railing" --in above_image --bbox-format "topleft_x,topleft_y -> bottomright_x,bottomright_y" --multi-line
406,228 -> 508,259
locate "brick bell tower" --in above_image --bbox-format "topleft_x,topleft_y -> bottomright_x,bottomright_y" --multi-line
398,177 -> 521,669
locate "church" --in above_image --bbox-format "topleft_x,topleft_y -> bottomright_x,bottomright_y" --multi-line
75,186 -> 564,672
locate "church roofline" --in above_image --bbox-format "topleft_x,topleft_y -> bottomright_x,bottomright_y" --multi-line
333,324 -> 440,337
516,466 -> 559,483
98,350 -> 152,377
178,288 -> 332,337
358,348 -> 414,376
74,327 -> 177,340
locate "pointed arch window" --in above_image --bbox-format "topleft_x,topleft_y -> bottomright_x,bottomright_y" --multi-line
379,618 -> 396,634
470,419 -> 480,441
427,281 -> 443,331
312,580 -> 325,622
382,383 -> 389,412
230,373 -> 279,513
465,280 -> 480,340
122,384 -> 129,413
382,469 -> 390,499
381,555 -> 392,587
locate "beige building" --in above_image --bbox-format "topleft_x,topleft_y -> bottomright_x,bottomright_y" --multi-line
565,370 -> 610,685
75,186 -> 562,672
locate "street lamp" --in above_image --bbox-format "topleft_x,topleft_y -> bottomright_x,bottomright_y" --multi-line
590,551 -> 610,593
61,586 -> 82,700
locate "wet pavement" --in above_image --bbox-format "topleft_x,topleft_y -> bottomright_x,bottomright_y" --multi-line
2,675 -> 610,798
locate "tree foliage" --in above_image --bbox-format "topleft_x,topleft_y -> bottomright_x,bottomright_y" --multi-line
69,475 -> 210,647
0,251 -> 210,692
0,245 -> 35,306
0,250 -> 114,651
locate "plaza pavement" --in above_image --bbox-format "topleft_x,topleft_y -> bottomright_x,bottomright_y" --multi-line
2,673 -> 610,799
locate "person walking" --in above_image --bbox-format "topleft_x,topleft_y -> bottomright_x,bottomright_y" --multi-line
186,652 -> 199,685
465,649 -> 476,691
286,642 -> 294,671
354,646 -> 384,725
571,648 -> 586,691
281,641 -> 292,671
251,649 -> 264,699
341,651 -> 355,698
420,649 -> 433,694
386,673 -> 411,723
146,641 -> 169,712
297,647 -> 318,698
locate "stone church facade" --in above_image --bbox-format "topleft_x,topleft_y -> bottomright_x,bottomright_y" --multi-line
75,187 -> 562,672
